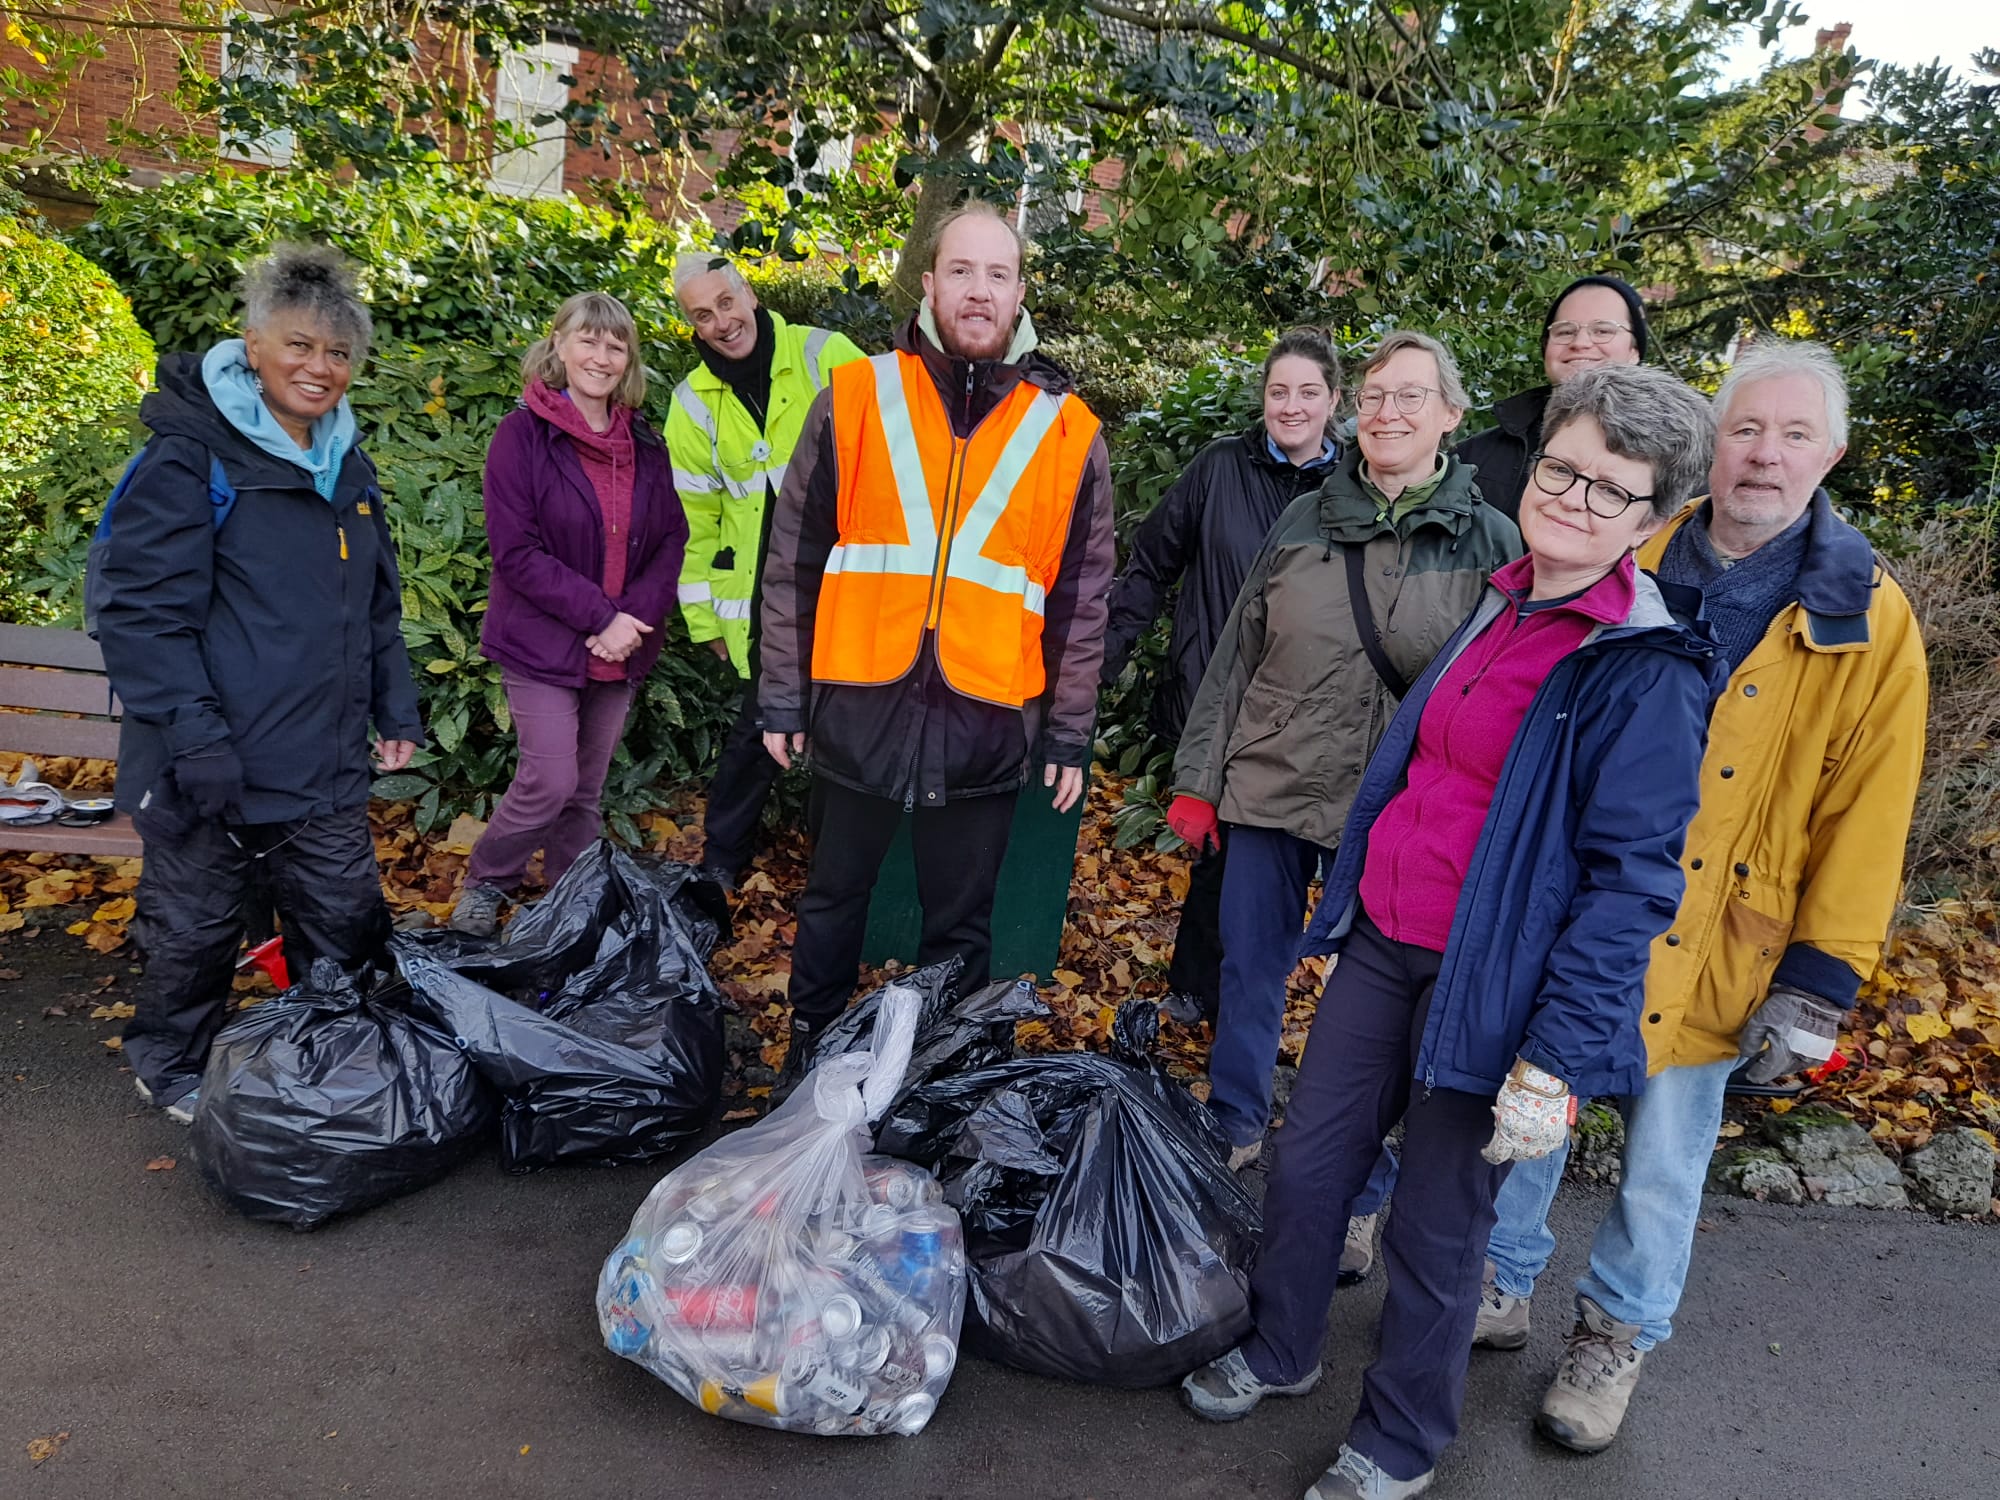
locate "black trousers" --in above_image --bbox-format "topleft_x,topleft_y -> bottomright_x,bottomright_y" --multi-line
123,805 -> 391,1105
701,677 -> 784,880
1165,832 -> 1227,1012
786,779 -> 1018,1029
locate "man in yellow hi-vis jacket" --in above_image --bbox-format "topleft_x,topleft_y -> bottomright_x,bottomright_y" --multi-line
667,253 -> 864,886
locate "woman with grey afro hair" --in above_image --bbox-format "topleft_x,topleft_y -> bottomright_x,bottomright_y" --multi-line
91,239 -> 423,1124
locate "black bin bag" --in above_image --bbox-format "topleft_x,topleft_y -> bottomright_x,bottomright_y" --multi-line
811,958 -> 1053,1106
192,958 -> 497,1229
395,843 -> 728,1171
875,1001 -> 1261,1387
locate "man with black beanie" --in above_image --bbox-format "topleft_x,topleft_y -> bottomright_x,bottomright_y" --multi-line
1455,274 -> 1650,522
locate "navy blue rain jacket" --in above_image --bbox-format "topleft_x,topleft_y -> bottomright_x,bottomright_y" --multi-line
1303,567 -> 1728,1099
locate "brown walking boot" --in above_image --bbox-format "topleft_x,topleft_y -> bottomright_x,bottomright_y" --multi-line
1536,1295 -> 1646,1453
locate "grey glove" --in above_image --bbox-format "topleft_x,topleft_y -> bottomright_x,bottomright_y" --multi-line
1734,986 -> 1841,1085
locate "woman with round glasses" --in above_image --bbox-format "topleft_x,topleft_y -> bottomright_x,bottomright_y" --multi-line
1183,363 -> 1723,1500
1169,330 -> 1520,1275
1456,274 -> 1649,523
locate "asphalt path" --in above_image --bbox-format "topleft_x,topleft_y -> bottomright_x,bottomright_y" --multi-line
3,930 -> 1993,1499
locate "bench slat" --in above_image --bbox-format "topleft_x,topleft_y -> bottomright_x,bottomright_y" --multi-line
0,623 -> 106,674
0,812 -> 143,858
1,715 -> 124,760
0,666 -> 118,716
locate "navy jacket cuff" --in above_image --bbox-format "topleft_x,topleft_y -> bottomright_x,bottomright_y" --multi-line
1771,944 -> 1863,1009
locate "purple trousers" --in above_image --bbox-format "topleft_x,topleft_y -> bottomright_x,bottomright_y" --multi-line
466,672 -> 635,890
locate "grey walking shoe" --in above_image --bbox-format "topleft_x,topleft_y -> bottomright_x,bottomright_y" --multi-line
1472,1258 -> 1531,1350
1304,1443 -> 1433,1499
1181,1346 -> 1321,1422
447,883 -> 505,936
1227,1137 -> 1265,1173
1537,1295 -> 1647,1453
1337,1212 -> 1378,1285
1159,990 -> 1208,1026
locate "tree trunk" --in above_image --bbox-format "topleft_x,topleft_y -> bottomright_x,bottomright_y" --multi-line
887,105 -> 990,314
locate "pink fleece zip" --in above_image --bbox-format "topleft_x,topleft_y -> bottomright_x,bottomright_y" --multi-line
1359,553 -> 1637,953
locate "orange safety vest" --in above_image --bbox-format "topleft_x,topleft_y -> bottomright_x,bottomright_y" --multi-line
813,349 -> 1100,707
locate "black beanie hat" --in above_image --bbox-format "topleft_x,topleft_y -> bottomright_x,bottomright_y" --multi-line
1542,274 -> 1649,361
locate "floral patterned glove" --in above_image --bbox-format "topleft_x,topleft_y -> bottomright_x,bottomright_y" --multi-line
1480,1057 -> 1578,1164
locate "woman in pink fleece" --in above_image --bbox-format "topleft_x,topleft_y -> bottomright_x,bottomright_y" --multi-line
450,294 -> 688,935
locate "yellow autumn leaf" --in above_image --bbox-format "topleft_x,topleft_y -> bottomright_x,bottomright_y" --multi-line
90,1002 -> 138,1020
1905,1011 -> 1954,1044
66,920 -> 91,936
1052,968 -> 1085,988
93,897 -> 137,923
0,911 -> 23,933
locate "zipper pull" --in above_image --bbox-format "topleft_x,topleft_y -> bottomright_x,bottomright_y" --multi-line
338,524 -> 348,561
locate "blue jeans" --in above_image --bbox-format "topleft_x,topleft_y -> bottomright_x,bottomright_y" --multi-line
1484,1058 -> 1735,1351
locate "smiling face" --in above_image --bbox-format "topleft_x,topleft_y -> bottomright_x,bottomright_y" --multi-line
1542,284 -> 1642,385
1519,415 -> 1667,583
244,314 -> 354,436
1709,372 -> 1845,545
922,213 -> 1025,362
555,323 -> 632,406
1262,354 -> 1337,463
680,268 -> 761,361
1354,346 -> 1463,480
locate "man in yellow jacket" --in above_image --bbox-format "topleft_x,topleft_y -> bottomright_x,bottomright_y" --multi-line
666,253 -> 864,886
757,200 -> 1116,1094
1472,341 -> 1928,1452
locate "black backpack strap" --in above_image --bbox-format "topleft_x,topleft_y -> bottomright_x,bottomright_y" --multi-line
1343,542 -> 1410,699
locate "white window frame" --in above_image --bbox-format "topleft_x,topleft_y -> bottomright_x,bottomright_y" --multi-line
788,110 -> 855,194
219,11 -> 295,167
490,40 -> 578,200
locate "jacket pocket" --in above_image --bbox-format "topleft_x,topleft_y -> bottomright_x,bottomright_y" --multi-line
1693,884 -> 1796,1038
1222,677 -> 1301,764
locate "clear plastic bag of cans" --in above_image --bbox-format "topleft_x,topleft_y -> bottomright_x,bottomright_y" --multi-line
596,983 -> 965,1437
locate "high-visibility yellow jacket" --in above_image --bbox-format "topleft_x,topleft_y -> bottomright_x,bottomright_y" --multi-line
812,349 -> 1101,708
1637,493 -> 1928,1070
666,311 -> 864,676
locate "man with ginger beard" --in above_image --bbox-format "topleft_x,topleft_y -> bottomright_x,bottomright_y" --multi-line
756,200 -> 1116,1096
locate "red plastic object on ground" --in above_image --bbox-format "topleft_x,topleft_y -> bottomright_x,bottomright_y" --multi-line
236,937 -> 290,990
1805,1049 -> 1850,1085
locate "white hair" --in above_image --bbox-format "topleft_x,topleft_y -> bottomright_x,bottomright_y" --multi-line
672,252 -> 748,301
1716,339 -> 1849,452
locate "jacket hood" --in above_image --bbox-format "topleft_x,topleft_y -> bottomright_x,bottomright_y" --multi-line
200,338 -> 357,502
894,307 -> 1076,399
1314,445 -> 1485,545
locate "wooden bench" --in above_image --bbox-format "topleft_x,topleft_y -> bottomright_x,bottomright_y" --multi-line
0,622 -> 143,857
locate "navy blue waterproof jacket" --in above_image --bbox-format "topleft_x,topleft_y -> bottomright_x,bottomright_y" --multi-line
97,354 -> 424,824
1303,566 -> 1728,1099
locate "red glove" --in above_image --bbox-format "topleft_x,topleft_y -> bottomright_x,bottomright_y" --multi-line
1166,795 -> 1220,853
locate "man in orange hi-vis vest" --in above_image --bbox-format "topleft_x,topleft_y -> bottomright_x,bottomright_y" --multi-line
757,199 -> 1117,1095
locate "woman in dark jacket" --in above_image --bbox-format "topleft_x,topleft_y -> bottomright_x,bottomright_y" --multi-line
1099,329 -> 1344,1027
1180,365 -> 1726,1500
449,293 -> 688,934
97,243 -> 424,1123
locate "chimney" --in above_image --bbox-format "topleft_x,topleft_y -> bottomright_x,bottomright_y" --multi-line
1815,23 -> 1853,54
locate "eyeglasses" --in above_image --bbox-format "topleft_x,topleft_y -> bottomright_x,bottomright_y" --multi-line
1529,453 -> 1654,519
1547,320 -> 1632,346
1355,386 -> 1437,416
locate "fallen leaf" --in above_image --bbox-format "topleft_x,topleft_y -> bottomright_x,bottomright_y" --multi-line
41,1005 -> 66,1019
101,1035 -> 123,1052
91,896 -> 136,923
89,1002 -> 136,1021
25,1430 -> 69,1465
0,913 -> 22,933
519,1444 -> 532,1456
1905,1011 -> 1955,1045
722,1107 -> 758,1122
145,1155 -> 176,1171
0,967 -> 20,980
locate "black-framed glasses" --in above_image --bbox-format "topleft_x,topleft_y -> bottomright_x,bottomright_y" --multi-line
1529,453 -> 1654,519
1355,385 -> 1437,416
1547,320 -> 1632,345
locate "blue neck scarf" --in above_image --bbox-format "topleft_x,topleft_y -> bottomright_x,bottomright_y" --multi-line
201,338 -> 357,502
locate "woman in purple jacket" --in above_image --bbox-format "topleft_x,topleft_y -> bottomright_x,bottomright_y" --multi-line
449,293 -> 688,934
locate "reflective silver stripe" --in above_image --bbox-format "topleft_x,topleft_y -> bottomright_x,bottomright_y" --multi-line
803,327 -> 833,391
677,582 -> 714,605
672,466 -> 723,495
943,390 -> 1064,600
860,352 -> 941,576
712,598 -> 754,620
1023,581 -> 1047,617
673,382 -> 717,441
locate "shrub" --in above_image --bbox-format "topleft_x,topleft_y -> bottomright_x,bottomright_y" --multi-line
0,202 -> 154,619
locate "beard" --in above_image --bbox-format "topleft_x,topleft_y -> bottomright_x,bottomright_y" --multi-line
938,308 -> 1012,362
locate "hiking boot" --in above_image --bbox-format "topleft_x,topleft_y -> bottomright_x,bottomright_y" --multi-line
1473,1258 -> 1530,1350
1304,1443 -> 1433,1499
1228,1137 -> 1265,1173
1159,991 -> 1209,1026
1537,1295 -> 1646,1453
767,1016 -> 820,1109
1338,1213 -> 1378,1285
447,883 -> 505,936
1180,1346 -> 1320,1423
